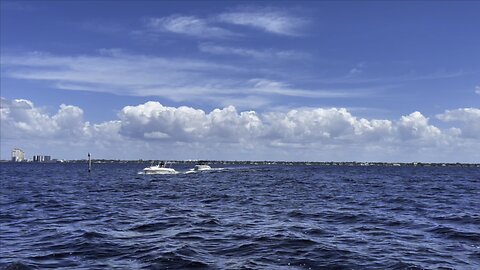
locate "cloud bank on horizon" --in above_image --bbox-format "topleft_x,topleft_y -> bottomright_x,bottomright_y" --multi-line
1,1 -> 479,162
1,97 -> 479,162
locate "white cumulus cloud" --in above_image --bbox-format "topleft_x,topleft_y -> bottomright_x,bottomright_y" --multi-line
1,98 -> 56,137
118,101 -> 263,143
2,97 -> 479,162
264,108 -> 355,142
0,97 -> 120,142
397,111 -> 441,141
437,108 -> 480,139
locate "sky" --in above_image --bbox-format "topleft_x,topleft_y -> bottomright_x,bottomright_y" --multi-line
1,1 -> 479,162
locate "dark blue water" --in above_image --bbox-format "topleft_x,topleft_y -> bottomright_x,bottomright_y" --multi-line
1,163 -> 479,269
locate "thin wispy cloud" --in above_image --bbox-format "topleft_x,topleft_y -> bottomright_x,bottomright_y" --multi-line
142,7 -> 307,39
198,43 -> 306,60
475,85 -> 480,95
1,51 -> 239,99
1,51 -> 362,109
0,1 -> 37,12
247,79 -> 360,98
145,15 -> 235,38
348,63 -> 366,76
301,69 -> 476,85
217,8 -> 307,36
80,21 -> 126,35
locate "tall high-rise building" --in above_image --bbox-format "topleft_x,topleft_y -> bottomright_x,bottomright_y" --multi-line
33,155 -> 53,162
11,148 -> 25,162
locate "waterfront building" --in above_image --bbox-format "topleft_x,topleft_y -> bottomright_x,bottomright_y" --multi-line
33,155 -> 53,162
11,148 -> 25,162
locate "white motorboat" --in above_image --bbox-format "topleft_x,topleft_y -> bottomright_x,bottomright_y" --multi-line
185,164 -> 212,174
143,161 -> 178,175
193,164 -> 212,171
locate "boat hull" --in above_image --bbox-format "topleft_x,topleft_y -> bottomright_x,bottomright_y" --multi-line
143,166 -> 178,175
194,165 -> 212,171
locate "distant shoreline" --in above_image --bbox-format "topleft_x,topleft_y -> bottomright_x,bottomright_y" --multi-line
1,160 -> 479,167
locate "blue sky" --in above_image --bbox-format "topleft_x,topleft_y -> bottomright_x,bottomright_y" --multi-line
1,1 -> 479,162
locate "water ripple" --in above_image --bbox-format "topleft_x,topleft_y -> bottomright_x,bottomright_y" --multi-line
1,163 -> 479,269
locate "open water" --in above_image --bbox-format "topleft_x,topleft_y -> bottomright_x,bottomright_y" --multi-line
1,163 -> 479,269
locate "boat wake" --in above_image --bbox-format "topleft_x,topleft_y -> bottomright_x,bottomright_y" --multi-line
185,167 -> 224,174
138,167 -> 225,175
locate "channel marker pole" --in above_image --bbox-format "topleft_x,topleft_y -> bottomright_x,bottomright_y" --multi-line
88,153 -> 92,172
